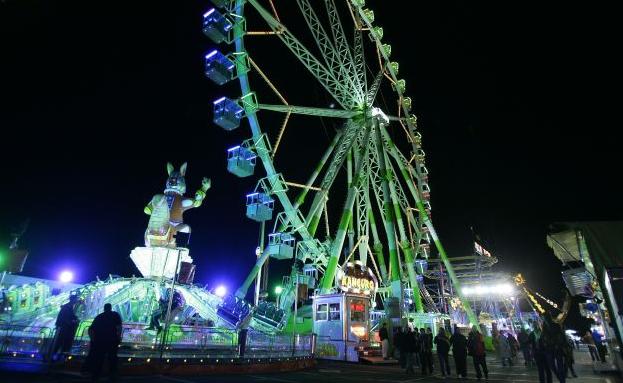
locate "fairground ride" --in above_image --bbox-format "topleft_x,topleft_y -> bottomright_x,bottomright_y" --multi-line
204,0 -> 478,330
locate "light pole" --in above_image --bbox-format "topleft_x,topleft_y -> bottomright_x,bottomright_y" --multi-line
274,285 -> 283,306
159,248 -> 181,361
254,221 -> 266,306
292,276 -> 298,356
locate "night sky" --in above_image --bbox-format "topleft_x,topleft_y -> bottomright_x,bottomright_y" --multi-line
0,0 -> 617,323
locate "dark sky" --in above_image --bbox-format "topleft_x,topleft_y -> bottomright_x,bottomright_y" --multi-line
0,0 -> 618,316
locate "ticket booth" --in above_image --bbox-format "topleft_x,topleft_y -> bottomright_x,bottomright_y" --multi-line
313,262 -> 377,362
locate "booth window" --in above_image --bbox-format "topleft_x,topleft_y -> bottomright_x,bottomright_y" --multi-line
350,300 -> 365,322
316,303 -> 328,321
329,303 -> 340,321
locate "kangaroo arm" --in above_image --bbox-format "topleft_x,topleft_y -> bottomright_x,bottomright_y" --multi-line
144,201 -> 154,215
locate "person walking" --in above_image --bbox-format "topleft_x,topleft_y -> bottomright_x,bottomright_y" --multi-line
404,326 -> 417,375
531,322 -> 553,383
518,327 -> 533,366
507,332 -> 519,360
420,327 -> 434,375
582,330 -> 600,362
497,331 -> 513,366
592,329 -> 606,363
434,328 -> 451,377
88,303 -> 122,382
542,312 -> 567,383
563,336 -> 578,378
50,294 -> 80,361
379,323 -> 390,360
450,326 -> 468,379
467,325 -> 488,381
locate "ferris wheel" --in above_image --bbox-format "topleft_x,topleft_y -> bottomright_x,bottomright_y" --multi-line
203,0 -> 477,327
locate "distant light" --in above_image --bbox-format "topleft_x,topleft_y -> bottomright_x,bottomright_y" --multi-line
213,96 -> 227,105
59,270 -> 74,283
215,285 -> 227,297
274,286 -> 283,295
462,283 -> 514,297
351,325 -> 366,338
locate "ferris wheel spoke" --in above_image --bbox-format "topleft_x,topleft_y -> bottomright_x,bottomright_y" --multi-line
353,146 -> 370,264
247,0 -> 353,109
382,150 -> 424,312
366,70 -> 384,106
353,27 -> 367,95
371,121 -> 403,297
319,123 -> 373,293
257,103 -> 361,119
324,0 -> 364,104
296,0 -> 359,104
306,119 -> 361,235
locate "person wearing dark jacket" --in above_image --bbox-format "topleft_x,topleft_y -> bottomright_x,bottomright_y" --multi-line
434,328 -> 452,376
420,327 -> 434,375
518,328 -> 533,366
531,322 -> 552,383
404,327 -> 417,375
467,325 -> 488,381
542,312 -> 567,383
563,335 -> 578,378
451,326 -> 468,378
50,294 -> 79,360
88,303 -> 122,382
394,327 -> 405,367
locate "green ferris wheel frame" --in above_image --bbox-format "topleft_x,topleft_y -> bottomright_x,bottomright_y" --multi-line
213,0 -> 477,327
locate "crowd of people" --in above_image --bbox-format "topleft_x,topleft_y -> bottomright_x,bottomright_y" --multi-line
384,312 -> 603,383
387,323 -> 489,380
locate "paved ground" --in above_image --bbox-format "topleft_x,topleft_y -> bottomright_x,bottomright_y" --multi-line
1,350 -> 621,383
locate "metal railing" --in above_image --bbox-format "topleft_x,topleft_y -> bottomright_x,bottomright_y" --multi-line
0,322 -> 314,361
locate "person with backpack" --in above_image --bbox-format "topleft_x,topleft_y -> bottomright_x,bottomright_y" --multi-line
450,325 -> 468,378
467,325 -> 488,381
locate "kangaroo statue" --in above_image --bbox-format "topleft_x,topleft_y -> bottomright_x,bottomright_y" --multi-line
144,162 -> 211,248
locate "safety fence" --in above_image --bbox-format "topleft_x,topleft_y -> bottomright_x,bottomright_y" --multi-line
0,323 -> 315,361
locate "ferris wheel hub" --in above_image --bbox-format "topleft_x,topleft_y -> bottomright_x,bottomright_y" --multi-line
370,107 -> 389,125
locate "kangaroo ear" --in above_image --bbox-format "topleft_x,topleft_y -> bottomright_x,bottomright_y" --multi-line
180,162 -> 187,176
167,162 -> 174,176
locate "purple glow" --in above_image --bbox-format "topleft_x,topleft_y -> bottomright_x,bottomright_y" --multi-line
59,270 -> 74,283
